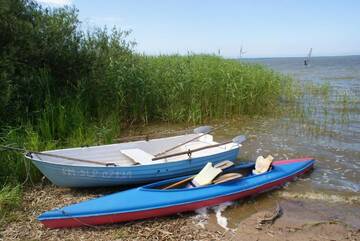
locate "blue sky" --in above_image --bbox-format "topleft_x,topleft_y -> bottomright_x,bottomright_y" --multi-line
38,0 -> 360,58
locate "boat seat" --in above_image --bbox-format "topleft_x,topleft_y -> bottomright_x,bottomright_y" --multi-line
121,149 -> 155,165
252,155 -> 274,175
213,173 -> 243,184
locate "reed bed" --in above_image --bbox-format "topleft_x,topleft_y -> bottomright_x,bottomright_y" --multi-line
0,0 -> 295,210
140,55 -> 294,123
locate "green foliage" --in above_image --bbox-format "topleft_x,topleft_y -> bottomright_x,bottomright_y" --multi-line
0,0 -> 295,186
140,55 -> 291,123
0,185 -> 22,224
303,81 -> 331,98
0,117 -> 119,184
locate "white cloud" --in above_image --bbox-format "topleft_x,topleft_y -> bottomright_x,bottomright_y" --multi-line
36,0 -> 72,6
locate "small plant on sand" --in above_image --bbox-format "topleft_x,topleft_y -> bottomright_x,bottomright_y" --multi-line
0,185 -> 22,225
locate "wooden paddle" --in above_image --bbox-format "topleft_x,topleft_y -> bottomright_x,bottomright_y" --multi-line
213,173 -> 243,184
154,125 -> 218,158
153,135 -> 246,161
162,160 -> 234,190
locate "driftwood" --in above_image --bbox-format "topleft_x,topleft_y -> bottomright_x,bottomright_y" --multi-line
256,202 -> 282,229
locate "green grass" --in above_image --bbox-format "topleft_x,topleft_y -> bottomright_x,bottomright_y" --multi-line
0,185 -> 22,226
0,119 -> 120,185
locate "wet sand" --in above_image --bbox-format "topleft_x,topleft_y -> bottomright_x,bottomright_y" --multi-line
1,184 -> 359,241
206,198 -> 360,241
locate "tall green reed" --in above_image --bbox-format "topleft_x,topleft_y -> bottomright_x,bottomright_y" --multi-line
140,55 -> 293,123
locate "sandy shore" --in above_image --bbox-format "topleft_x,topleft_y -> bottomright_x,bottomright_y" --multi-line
206,198 -> 360,241
1,184 -> 359,241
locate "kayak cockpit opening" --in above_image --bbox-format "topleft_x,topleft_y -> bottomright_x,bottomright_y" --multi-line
146,164 -> 254,190
147,155 -> 275,190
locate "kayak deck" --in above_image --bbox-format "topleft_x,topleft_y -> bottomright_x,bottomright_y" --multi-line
38,158 -> 315,228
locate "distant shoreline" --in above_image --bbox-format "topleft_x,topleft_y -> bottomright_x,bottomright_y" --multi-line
234,54 -> 360,60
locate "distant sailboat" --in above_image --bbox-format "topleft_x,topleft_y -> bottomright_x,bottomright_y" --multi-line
304,48 -> 312,66
239,46 -> 246,58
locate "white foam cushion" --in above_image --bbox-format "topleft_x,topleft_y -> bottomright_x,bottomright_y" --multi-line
192,162 -> 222,187
121,149 -> 155,165
252,155 -> 274,174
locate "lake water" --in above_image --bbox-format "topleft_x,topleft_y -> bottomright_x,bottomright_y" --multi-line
204,56 -> 360,229
240,55 -> 360,194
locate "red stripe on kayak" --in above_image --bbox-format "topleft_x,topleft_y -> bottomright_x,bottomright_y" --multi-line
41,163 -> 314,229
272,158 -> 313,165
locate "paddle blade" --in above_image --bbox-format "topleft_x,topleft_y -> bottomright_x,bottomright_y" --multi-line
193,126 -> 212,134
232,135 -> 246,144
214,160 -> 234,170
213,173 -> 243,184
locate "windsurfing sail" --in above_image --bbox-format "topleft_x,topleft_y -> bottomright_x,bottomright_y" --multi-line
304,48 -> 312,66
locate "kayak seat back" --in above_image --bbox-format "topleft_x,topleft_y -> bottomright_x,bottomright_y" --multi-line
252,155 -> 273,175
121,149 -> 156,165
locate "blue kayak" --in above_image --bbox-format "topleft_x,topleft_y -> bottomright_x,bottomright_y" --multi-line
39,158 -> 315,228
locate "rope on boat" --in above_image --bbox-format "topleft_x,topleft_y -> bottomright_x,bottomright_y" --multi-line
0,145 -> 116,167
0,145 -> 33,185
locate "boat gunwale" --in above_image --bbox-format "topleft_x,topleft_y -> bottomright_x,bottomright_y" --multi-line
28,147 -> 240,169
